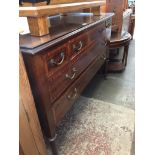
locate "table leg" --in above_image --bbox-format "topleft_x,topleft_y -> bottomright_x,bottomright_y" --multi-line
49,134 -> 58,155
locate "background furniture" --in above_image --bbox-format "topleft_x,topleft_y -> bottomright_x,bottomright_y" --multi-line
106,0 -> 134,72
20,13 -> 113,155
19,1 -> 105,36
108,31 -> 131,72
19,52 -> 48,155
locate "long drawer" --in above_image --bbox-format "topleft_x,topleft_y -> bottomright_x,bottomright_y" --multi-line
51,49 -> 106,126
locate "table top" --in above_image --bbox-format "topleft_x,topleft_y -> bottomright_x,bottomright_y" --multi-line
110,31 -> 132,43
20,13 -> 114,54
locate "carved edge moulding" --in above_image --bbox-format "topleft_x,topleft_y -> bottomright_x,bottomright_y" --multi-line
19,1 -> 106,36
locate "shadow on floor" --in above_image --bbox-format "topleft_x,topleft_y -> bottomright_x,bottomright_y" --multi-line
82,39 -> 135,110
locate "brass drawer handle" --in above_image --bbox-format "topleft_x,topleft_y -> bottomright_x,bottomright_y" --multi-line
49,52 -> 65,66
65,68 -> 77,80
67,88 -> 77,100
73,41 -> 83,52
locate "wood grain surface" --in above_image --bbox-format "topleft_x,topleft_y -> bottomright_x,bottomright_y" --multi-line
19,52 -> 48,155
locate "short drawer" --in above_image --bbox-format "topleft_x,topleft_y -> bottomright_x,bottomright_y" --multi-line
71,40 -> 107,79
71,41 -> 96,77
69,33 -> 88,58
45,44 -> 69,77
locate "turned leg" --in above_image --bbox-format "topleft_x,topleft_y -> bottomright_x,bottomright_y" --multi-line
49,134 -> 58,155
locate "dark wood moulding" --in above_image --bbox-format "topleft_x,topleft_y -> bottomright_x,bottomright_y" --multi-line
20,13 -> 114,54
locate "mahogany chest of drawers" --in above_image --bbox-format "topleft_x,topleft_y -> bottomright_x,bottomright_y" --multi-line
20,13 -> 113,154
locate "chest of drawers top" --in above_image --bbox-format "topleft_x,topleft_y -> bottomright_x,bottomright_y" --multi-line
20,13 -> 114,54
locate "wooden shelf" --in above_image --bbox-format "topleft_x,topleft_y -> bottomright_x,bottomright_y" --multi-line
19,1 -> 105,17
19,1 -> 106,36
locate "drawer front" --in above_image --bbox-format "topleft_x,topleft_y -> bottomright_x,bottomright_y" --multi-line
69,33 -> 88,58
51,80 -> 80,126
71,41 -> 96,78
77,53 -> 106,93
45,43 -> 69,77
71,40 -> 107,80
89,37 -> 107,58
51,50 -> 106,126
48,64 -> 73,103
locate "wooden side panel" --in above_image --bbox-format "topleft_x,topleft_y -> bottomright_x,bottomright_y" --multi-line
19,100 -> 39,155
19,52 -> 48,155
19,144 -> 25,155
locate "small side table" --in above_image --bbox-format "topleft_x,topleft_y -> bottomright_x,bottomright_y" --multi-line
108,31 -> 132,72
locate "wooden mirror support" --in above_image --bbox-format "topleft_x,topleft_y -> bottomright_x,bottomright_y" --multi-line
19,1 -> 106,36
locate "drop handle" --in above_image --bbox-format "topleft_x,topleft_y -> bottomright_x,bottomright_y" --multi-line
49,52 -> 65,66
65,68 -> 77,80
73,41 -> 83,52
67,88 -> 77,100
